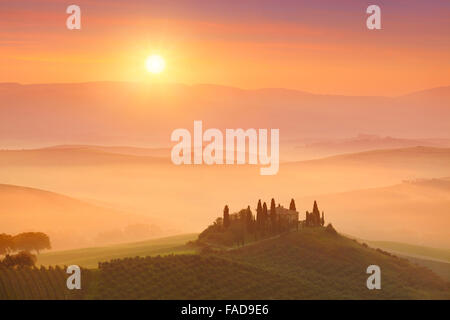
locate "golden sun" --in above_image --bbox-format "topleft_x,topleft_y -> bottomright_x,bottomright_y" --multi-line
145,54 -> 165,74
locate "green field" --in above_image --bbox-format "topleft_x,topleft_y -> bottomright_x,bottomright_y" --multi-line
37,234 -> 198,268
2,228 -> 449,300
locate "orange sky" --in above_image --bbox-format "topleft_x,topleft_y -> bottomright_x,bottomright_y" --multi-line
1,0 -> 449,96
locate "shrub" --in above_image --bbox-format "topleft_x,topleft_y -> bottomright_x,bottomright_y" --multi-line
325,223 -> 338,235
1,251 -> 37,268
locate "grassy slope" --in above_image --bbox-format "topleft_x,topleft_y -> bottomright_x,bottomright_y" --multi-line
5,229 -> 449,299
216,228 -> 449,299
37,234 -> 197,268
364,240 -> 450,263
361,240 -> 450,282
87,228 -> 449,299
396,255 -> 450,282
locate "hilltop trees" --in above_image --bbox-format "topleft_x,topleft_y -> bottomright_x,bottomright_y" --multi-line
305,201 -> 325,227
199,198 -> 329,248
199,198 -> 306,247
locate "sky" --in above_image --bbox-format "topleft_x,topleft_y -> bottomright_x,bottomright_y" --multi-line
0,0 -> 449,96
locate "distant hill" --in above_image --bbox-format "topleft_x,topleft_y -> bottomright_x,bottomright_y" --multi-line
2,228 -> 448,299
0,147 -> 169,166
401,86 -> 450,100
301,177 -> 450,248
0,184 -> 161,249
42,145 -> 171,158
291,146 -> 450,168
1,146 -> 450,246
1,82 -> 450,147
293,134 -> 450,160
284,147 -> 450,194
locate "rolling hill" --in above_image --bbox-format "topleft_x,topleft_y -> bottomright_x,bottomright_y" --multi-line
43,145 -> 171,158
290,146 -> 450,170
359,240 -> 450,281
1,228 -> 449,299
293,134 -> 450,160
396,256 -> 450,282
1,146 -> 450,247
301,177 -> 450,248
0,184 -> 162,249
0,147 -> 168,166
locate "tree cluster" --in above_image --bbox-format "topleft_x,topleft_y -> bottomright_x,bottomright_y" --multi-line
0,250 -> 37,268
198,198 -> 299,247
0,232 -> 51,268
254,198 -> 298,235
305,201 -> 325,227
0,231 -> 51,257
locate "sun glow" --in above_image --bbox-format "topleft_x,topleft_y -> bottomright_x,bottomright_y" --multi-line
145,55 -> 165,74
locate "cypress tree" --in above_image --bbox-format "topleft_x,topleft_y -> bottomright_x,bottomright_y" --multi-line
289,198 -> 296,211
223,205 -> 230,228
256,200 -> 262,226
246,205 -> 253,232
313,201 -> 319,214
262,202 -> 268,223
270,198 -> 277,231
313,201 -> 320,226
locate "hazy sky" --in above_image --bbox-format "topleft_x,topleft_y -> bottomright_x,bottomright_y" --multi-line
1,0 -> 449,95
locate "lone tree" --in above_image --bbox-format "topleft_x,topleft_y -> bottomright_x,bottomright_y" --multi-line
13,232 -> 51,255
223,205 -> 230,229
289,199 -> 296,211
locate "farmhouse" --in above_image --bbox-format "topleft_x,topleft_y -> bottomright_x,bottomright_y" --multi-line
275,204 -> 298,224
198,198 -> 328,247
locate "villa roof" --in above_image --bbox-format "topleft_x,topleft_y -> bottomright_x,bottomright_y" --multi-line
276,206 -> 298,215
